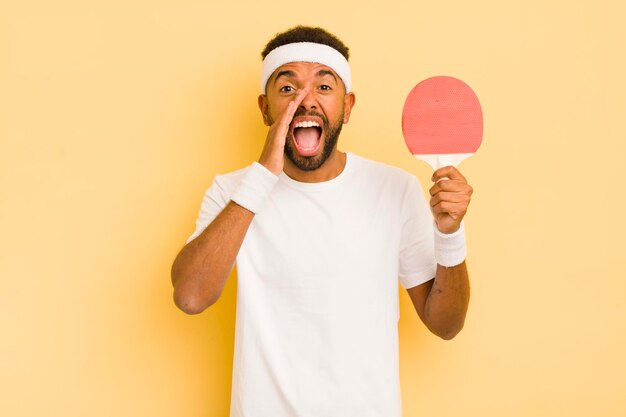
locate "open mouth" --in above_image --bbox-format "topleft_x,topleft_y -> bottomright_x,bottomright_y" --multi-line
291,118 -> 323,156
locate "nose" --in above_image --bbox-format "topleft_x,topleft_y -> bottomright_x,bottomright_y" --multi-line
298,87 -> 317,111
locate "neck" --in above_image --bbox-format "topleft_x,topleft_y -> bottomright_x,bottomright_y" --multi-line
283,149 -> 347,183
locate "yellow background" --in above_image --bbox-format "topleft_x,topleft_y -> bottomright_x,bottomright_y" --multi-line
2,0 -> 625,415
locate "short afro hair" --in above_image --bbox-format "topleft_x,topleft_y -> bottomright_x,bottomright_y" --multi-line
261,25 -> 350,61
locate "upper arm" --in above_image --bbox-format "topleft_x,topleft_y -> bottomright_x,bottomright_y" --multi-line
185,172 -> 243,244
406,277 -> 435,324
398,176 -> 437,290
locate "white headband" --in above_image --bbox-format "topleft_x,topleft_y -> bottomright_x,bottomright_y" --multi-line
260,42 -> 351,93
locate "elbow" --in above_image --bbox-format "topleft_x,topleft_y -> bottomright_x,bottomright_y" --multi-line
436,321 -> 465,340
171,260 -> 215,315
172,281 -> 218,315
173,289 -> 214,315
170,252 -> 229,315
426,314 -> 465,340
438,328 -> 460,341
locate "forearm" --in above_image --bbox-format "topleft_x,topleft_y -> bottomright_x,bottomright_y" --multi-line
424,260 -> 470,340
171,201 -> 254,314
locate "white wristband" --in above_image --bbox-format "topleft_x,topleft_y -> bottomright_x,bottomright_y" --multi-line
433,220 -> 467,267
230,162 -> 279,214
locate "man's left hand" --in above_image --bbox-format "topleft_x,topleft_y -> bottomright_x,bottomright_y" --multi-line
429,166 -> 473,234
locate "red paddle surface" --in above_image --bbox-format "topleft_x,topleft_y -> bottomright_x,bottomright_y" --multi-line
402,76 -> 483,155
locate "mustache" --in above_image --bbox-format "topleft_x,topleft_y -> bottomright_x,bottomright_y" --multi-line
292,110 -> 328,125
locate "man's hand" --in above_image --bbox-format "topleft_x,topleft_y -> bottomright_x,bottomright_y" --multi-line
258,87 -> 310,175
429,166 -> 473,234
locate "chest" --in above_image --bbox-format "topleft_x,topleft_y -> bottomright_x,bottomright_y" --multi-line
240,184 -> 402,287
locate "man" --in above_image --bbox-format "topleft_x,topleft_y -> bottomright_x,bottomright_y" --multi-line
171,26 -> 472,416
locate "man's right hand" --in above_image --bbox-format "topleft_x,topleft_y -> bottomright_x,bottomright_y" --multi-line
258,87 -> 310,175
171,89 -> 312,314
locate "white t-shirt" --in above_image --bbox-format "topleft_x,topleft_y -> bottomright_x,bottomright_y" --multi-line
187,152 -> 437,417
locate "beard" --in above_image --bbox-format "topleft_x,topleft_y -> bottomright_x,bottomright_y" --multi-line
269,108 -> 344,172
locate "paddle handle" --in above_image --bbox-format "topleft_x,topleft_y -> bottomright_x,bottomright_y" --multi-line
414,153 -> 473,171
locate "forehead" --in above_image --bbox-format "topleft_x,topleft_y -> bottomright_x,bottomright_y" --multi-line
270,62 -> 339,81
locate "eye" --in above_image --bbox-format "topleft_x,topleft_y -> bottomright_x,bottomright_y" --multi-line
280,85 -> 295,93
320,85 -> 331,91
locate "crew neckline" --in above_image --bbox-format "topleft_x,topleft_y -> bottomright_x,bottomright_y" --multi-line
279,152 -> 355,191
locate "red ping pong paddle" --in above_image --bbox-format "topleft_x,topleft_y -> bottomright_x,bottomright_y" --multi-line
402,76 -> 483,173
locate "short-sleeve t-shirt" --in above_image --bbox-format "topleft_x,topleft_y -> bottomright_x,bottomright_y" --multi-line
187,152 -> 437,417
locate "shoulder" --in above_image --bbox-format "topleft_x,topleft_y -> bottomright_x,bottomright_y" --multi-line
349,153 -> 420,190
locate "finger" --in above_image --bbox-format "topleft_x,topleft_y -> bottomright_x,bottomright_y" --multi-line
430,201 -> 466,218
432,166 -> 467,183
430,191 -> 470,206
278,87 -> 310,129
429,179 -> 472,196
431,203 -> 457,219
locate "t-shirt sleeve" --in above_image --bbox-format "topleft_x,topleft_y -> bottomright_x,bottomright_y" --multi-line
185,176 -> 231,244
398,176 -> 437,289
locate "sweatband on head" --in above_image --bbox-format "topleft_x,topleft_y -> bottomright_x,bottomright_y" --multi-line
230,162 -> 279,214
433,220 -> 467,267
260,42 -> 351,93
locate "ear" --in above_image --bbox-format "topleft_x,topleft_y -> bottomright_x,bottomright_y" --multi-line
258,94 -> 270,126
342,92 -> 356,124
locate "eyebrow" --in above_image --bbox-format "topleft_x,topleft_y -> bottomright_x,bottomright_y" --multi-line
274,70 -> 296,83
273,69 -> 339,84
316,69 -> 338,83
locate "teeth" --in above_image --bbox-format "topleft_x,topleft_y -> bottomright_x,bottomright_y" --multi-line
294,120 -> 320,128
